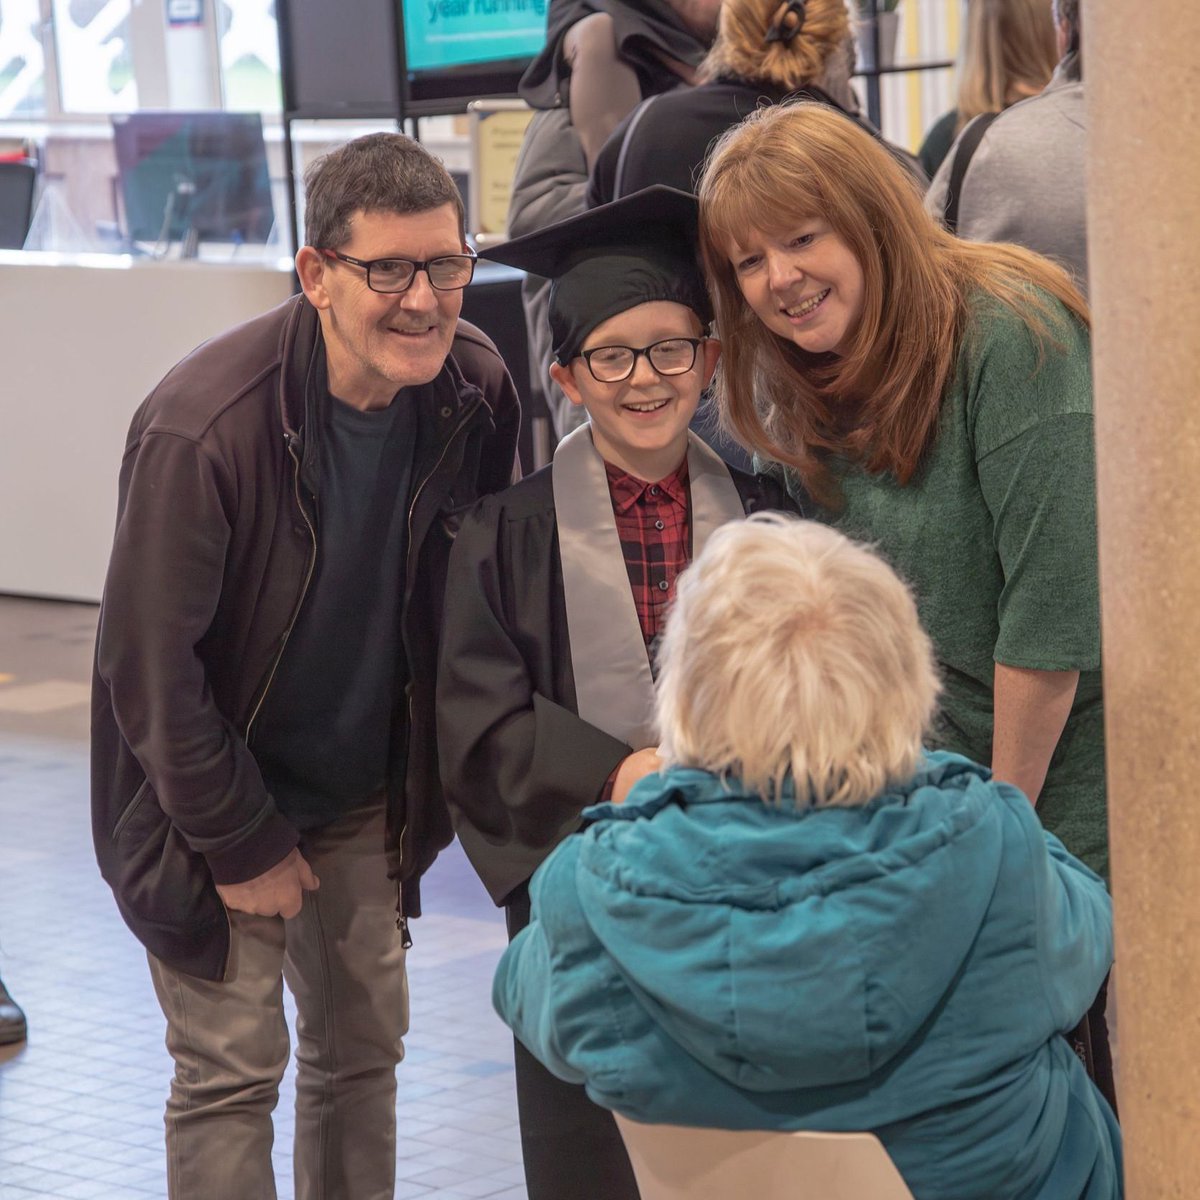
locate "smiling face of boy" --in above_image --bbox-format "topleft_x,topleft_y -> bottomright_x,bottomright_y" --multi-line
550,301 -> 721,482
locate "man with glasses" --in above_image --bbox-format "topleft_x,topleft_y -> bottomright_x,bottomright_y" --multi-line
436,186 -> 795,1200
92,132 -> 518,1200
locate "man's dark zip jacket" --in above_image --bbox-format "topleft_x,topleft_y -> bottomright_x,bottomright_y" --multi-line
91,294 -> 521,981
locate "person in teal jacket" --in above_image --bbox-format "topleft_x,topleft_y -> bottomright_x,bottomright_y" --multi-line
494,515 -> 1121,1200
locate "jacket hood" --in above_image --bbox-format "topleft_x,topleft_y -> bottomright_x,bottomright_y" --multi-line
573,753 -> 1006,1093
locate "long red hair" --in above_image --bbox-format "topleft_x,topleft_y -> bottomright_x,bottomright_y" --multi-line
697,101 -> 1089,506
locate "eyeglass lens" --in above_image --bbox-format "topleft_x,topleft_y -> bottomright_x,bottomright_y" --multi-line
587,339 -> 699,382
369,256 -> 475,293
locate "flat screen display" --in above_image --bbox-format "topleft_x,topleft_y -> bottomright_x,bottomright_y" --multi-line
403,0 -> 548,73
112,111 -> 275,247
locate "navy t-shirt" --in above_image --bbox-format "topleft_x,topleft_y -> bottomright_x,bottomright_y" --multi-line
253,387 -> 419,830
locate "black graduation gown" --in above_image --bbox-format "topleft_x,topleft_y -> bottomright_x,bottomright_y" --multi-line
436,459 -> 794,1200
437,461 -> 793,907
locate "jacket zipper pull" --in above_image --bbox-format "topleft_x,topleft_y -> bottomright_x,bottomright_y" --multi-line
395,880 -> 413,949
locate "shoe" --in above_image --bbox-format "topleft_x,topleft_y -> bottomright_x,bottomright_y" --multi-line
0,976 -> 27,1045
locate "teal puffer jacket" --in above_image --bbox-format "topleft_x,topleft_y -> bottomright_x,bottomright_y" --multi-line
494,753 -> 1121,1200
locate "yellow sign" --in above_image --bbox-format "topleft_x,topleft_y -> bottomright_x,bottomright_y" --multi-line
470,103 -> 535,239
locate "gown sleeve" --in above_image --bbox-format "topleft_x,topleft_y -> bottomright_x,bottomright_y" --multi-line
436,493 -> 631,905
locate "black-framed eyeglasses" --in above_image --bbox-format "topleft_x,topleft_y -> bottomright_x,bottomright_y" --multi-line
319,248 -> 477,293
579,337 -> 706,383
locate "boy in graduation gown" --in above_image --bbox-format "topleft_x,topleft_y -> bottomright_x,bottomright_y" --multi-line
435,186 -> 795,1200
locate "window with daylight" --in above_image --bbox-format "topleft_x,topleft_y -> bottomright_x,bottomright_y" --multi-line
217,0 -> 280,112
51,0 -> 137,113
0,0 -> 46,117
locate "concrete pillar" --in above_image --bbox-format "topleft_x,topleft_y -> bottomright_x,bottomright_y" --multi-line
1085,3 -> 1200,1195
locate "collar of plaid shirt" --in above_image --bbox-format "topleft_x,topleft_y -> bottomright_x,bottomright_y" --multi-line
605,458 -> 690,513
603,458 -> 691,649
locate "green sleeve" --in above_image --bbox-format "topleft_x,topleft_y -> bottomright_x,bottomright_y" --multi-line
968,300 -> 1101,670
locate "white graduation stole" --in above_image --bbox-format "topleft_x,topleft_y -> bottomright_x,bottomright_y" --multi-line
552,425 -> 745,749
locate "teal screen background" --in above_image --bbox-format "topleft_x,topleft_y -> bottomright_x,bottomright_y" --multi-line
404,0 -> 548,71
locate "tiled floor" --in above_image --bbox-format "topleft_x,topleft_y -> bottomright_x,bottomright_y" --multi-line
0,596 -> 527,1199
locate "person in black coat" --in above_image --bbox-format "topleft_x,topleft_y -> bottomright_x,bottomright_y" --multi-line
436,188 -> 797,1200
587,0 -> 924,204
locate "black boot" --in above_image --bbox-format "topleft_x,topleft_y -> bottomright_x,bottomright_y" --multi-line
0,976 -> 27,1045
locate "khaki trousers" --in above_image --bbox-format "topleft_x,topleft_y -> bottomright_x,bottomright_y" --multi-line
148,804 -> 408,1200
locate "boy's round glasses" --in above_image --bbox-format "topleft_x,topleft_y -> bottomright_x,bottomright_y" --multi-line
319,248 -> 477,293
579,337 -> 705,383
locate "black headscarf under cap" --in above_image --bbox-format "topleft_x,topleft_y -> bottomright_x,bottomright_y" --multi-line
481,186 -> 712,365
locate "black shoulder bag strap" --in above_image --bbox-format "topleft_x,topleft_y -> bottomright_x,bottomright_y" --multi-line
612,94 -> 660,200
943,111 -> 1000,235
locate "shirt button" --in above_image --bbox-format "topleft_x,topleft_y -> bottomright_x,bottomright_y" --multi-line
650,486 -> 660,495
654,519 -> 665,531
658,580 -> 669,592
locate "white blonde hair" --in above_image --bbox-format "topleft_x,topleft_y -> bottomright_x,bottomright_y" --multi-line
655,514 -> 940,806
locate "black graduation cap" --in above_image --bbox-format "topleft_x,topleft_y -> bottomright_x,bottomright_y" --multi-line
481,185 -> 712,366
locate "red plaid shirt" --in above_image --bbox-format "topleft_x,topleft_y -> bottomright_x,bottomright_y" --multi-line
604,458 -> 691,653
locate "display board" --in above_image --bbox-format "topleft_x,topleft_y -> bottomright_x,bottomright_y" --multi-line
277,0 -> 547,117
279,0 -> 402,117
403,0 -> 547,71
468,100 -> 534,241
401,0 -> 547,110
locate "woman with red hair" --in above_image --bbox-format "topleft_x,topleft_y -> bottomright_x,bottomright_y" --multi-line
697,100 -> 1114,1101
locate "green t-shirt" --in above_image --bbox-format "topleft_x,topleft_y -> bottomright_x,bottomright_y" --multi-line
783,291 -> 1107,877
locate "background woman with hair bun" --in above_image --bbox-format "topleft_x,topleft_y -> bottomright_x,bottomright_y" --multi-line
587,0 -> 923,206
919,0 -> 1059,178
697,100 -> 1116,1105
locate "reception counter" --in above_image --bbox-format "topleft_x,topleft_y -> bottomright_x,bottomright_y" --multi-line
0,250 -> 297,602
0,252 -> 533,604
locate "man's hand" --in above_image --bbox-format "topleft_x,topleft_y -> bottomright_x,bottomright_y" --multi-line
215,848 -> 319,920
611,748 -> 664,805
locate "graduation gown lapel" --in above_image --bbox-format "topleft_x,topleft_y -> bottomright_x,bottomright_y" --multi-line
552,425 -> 744,749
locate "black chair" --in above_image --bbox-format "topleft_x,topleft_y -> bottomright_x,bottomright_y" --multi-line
0,159 -> 38,250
